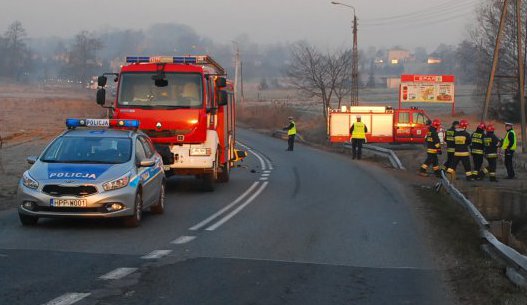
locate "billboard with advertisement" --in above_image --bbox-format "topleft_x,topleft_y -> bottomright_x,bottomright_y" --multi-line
400,75 -> 455,104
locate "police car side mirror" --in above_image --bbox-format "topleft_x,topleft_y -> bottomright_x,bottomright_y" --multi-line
218,90 -> 228,106
98,76 -> 107,87
96,88 -> 106,106
137,160 -> 155,168
26,156 -> 37,164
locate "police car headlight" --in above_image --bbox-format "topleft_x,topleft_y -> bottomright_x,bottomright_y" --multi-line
190,147 -> 211,156
103,172 -> 130,192
22,171 -> 39,190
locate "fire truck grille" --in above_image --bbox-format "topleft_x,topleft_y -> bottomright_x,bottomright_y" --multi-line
144,129 -> 192,138
42,185 -> 98,197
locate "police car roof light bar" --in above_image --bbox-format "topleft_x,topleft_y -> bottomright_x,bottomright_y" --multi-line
66,118 -> 140,129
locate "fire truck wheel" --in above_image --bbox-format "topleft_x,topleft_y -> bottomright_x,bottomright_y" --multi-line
218,162 -> 230,183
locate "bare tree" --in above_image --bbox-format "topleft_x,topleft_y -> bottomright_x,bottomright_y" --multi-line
1,21 -> 31,80
287,42 -> 351,119
66,31 -> 102,84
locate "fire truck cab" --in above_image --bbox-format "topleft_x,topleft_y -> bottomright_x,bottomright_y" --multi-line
328,106 -> 431,144
96,56 -> 243,191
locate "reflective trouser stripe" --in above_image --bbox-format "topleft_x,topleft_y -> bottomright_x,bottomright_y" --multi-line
455,152 -> 470,156
486,154 -> 498,158
447,148 -> 455,153
466,172 -> 472,176
472,149 -> 484,154
447,168 -> 455,173
489,172 -> 496,176
427,149 -> 438,153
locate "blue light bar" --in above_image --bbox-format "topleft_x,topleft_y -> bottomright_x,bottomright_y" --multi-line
66,118 -> 140,129
126,56 -> 198,64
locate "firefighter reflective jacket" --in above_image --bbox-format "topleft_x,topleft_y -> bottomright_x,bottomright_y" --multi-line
426,127 -> 441,154
502,129 -> 517,151
470,129 -> 485,155
454,129 -> 471,157
445,127 -> 456,153
484,132 -> 500,158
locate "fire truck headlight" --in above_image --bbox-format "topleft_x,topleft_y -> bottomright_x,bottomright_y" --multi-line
190,147 -> 212,156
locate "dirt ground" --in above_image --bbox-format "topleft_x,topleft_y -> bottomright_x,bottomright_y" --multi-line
0,84 -> 105,209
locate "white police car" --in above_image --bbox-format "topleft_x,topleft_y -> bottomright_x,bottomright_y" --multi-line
18,118 -> 165,227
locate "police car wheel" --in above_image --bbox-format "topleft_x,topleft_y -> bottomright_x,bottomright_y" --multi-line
151,183 -> 165,214
124,192 -> 143,227
19,213 -> 39,226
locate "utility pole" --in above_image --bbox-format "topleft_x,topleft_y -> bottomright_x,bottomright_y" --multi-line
240,61 -> 245,101
233,42 -> 240,105
517,0 -> 527,153
483,0 -> 509,122
351,14 -> 359,106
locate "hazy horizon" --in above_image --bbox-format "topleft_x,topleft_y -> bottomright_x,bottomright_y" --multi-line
0,0 -> 477,51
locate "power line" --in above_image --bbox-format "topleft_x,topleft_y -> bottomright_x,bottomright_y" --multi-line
362,0 -> 477,26
361,6 -> 475,28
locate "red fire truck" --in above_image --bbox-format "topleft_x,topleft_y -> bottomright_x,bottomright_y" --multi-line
328,106 -> 431,144
95,55 -> 244,191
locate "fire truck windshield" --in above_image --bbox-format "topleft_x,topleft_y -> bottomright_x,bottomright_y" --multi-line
118,73 -> 203,109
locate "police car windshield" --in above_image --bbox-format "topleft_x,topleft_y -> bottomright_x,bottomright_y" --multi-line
118,73 -> 203,108
40,137 -> 132,164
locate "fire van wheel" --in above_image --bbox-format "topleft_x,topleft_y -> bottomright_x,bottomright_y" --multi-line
123,192 -> 143,228
201,173 -> 215,192
150,182 -> 165,215
19,213 -> 39,226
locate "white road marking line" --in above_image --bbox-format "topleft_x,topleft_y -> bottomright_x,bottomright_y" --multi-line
260,178 -> 268,181
171,235 -> 196,244
141,250 -> 172,260
261,173 -> 270,177
99,267 -> 137,280
263,170 -> 271,173
206,182 -> 269,231
250,149 -> 267,171
264,156 -> 274,170
189,182 -> 260,231
42,293 -> 91,305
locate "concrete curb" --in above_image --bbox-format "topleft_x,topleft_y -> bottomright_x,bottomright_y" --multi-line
439,171 -> 527,287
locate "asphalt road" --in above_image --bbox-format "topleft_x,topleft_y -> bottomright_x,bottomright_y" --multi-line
0,129 -> 452,305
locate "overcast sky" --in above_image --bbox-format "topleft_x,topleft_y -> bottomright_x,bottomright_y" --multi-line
0,0 -> 477,51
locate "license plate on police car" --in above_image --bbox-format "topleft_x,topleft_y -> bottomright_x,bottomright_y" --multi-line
50,198 -> 88,207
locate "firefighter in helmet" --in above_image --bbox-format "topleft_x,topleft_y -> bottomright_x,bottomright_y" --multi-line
483,124 -> 501,182
447,119 -> 473,181
443,120 -> 459,170
470,122 -> 486,180
419,119 -> 442,177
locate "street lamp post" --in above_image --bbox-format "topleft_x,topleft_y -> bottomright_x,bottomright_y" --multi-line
331,1 -> 359,106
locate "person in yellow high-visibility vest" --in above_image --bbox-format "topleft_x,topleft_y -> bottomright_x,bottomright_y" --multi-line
283,116 -> 297,151
349,115 -> 368,160
502,122 -> 517,179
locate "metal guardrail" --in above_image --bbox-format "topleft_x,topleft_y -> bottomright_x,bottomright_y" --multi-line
439,171 -> 527,286
344,143 -> 406,170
